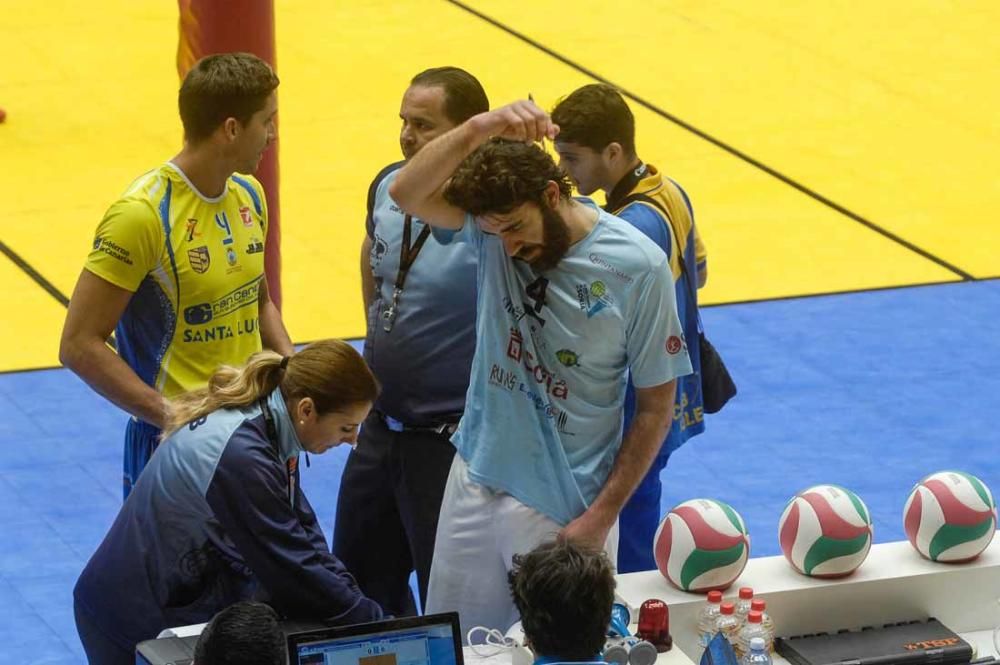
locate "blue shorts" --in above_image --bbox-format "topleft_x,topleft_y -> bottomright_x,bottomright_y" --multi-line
123,419 -> 161,500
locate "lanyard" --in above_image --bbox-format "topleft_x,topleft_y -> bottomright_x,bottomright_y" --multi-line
604,162 -> 647,212
382,215 -> 431,332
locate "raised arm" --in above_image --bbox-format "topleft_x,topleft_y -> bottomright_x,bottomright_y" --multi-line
389,100 -> 559,228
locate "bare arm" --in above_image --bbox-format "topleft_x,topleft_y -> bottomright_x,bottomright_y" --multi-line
698,265 -> 708,289
59,270 -> 170,428
360,235 -> 375,319
389,100 -> 559,229
258,276 -> 294,356
560,380 -> 676,549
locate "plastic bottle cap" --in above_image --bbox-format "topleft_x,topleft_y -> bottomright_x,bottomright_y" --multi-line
751,599 -> 766,611
708,590 -> 723,603
739,587 -> 754,599
748,611 -> 762,623
720,602 -> 735,614
750,637 -> 766,650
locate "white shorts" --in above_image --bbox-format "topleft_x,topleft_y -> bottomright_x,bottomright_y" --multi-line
425,454 -> 618,640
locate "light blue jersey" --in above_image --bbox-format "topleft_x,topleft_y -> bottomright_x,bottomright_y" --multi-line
437,200 -> 692,525
364,164 -> 477,425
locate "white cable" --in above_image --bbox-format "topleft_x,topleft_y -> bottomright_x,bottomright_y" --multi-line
466,625 -> 518,657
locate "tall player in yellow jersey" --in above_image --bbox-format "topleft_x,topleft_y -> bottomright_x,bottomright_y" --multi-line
60,53 -> 294,498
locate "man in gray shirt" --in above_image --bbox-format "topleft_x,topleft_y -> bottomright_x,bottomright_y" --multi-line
332,67 -> 489,616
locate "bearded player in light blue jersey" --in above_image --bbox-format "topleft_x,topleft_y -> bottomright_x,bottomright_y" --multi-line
389,100 -> 692,635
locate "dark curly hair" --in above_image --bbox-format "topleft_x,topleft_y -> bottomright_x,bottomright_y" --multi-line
508,540 -> 615,661
551,84 -> 636,157
443,138 -> 573,215
194,601 -> 284,665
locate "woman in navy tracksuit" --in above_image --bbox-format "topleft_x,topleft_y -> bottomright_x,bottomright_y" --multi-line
73,340 -> 384,664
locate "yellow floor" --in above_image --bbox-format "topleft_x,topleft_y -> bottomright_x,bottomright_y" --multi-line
1,1 -> 997,371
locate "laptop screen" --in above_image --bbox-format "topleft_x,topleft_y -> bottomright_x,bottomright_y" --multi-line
287,612 -> 464,665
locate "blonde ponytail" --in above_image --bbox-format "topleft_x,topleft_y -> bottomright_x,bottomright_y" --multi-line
160,339 -> 379,440
161,350 -> 286,438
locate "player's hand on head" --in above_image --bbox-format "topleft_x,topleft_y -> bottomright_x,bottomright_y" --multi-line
473,99 -> 558,143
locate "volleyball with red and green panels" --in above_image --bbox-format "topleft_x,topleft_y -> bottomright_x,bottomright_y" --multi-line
653,498 -> 750,592
778,484 -> 874,578
904,471 -> 996,562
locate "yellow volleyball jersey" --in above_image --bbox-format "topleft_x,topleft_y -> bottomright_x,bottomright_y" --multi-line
612,164 -> 706,280
85,162 -> 268,398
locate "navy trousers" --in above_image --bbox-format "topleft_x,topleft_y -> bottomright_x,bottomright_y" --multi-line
332,411 -> 456,616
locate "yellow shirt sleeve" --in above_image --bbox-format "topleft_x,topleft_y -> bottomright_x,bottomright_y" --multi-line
84,198 -> 163,292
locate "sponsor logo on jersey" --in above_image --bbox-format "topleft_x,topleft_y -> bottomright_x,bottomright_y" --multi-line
489,363 -> 517,391
92,237 -> 134,265
503,328 -> 569,399
576,280 -> 613,317
239,206 -> 254,228
246,237 -> 264,255
182,277 -> 261,325
666,335 -> 683,354
588,253 -> 633,284
555,349 -> 581,367
185,218 -> 202,242
506,327 -> 523,362
371,234 -> 388,268
188,246 -> 210,273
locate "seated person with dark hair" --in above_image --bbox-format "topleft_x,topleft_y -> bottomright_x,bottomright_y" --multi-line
194,601 -> 284,665
508,540 -> 615,664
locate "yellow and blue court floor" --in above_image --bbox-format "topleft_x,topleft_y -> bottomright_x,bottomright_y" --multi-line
1,2 -> 998,663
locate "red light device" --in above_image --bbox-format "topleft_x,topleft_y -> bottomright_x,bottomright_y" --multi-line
637,599 -> 672,652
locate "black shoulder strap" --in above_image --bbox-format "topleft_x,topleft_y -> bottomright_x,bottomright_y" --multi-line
366,161 -> 406,237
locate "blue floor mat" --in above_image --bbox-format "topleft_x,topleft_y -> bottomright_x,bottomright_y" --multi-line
1,280 -> 997,663
662,279 -> 1000,557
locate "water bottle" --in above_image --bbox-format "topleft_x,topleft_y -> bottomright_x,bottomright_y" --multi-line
715,602 -> 741,646
736,611 -> 768,659
735,587 -> 754,624
750,598 -> 775,649
741,637 -> 772,665
697,590 -> 724,647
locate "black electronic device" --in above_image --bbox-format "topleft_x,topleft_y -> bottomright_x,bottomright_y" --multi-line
775,618 -> 973,665
286,612 -> 464,665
